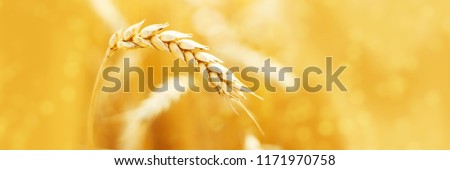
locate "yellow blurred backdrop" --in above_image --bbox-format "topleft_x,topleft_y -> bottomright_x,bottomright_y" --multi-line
0,0 -> 450,149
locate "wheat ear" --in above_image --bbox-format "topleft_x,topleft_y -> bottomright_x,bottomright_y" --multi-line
109,20 -> 264,132
89,20 -> 264,147
106,20 -> 260,100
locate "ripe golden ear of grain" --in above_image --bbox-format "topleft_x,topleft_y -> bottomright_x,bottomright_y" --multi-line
105,20 -> 260,101
89,21 -> 265,147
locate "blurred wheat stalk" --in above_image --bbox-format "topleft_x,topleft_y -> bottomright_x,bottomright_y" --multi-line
119,76 -> 188,149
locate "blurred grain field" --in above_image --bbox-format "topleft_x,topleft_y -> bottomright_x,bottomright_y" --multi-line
0,0 -> 450,149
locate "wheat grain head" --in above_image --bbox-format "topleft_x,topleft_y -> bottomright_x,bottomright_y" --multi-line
88,21 -> 264,146
105,20 -> 260,101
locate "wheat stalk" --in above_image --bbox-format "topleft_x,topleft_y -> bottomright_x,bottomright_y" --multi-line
90,0 -> 127,31
244,133 -> 263,150
119,76 -> 188,149
89,20 -> 264,148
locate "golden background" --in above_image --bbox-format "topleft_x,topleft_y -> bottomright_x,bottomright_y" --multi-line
0,0 -> 449,149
